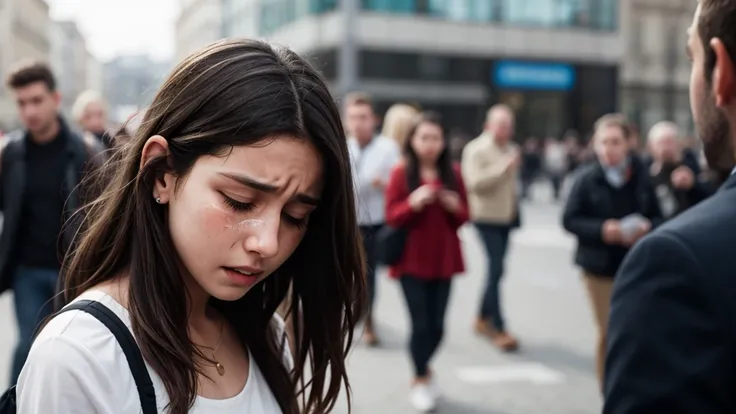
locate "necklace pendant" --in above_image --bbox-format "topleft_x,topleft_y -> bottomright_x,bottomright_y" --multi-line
216,362 -> 225,376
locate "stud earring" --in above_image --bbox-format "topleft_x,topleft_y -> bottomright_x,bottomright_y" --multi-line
155,197 -> 161,204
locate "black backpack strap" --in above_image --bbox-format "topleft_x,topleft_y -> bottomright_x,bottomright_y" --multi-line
59,300 -> 157,414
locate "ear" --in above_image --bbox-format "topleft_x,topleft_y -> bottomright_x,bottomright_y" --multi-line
52,91 -> 61,106
140,135 -> 175,204
710,38 -> 735,107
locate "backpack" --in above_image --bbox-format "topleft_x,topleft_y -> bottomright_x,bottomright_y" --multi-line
0,300 -> 157,414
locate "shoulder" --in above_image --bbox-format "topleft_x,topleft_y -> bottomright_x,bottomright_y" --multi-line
656,188 -> 736,248
462,136 -> 484,153
2,132 -> 24,159
17,305 -> 125,410
375,135 -> 400,152
389,163 -> 407,182
569,163 -> 599,188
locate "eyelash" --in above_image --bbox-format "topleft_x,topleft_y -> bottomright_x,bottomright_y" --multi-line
221,194 -> 307,229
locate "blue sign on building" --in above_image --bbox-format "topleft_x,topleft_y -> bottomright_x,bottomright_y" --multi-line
493,61 -> 576,91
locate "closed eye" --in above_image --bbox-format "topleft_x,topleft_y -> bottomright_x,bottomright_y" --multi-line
221,193 -> 254,212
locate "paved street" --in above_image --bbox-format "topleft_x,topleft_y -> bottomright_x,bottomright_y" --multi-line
0,185 -> 601,413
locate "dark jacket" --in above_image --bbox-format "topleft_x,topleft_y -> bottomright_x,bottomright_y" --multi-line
0,118 -> 103,295
604,172 -> 736,414
562,156 -> 663,277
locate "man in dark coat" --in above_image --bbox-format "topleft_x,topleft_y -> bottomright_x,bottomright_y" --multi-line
604,1 -> 736,412
0,61 -> 103,385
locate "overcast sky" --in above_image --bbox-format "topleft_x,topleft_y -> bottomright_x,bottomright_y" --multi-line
50,0 -> 179,62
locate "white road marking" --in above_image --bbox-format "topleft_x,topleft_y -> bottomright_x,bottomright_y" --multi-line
512,228 -> 575,249
456,363 -> 566,385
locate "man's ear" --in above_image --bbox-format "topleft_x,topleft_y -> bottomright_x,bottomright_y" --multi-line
710,38 -> 735,107
141,135 -> 174,204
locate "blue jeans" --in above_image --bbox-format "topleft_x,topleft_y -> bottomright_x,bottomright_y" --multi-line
10,266 -> 59,385
476,224 -> 510,331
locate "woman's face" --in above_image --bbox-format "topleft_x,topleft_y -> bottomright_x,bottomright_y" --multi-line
160,136 -> 323,301
410,122 -> 445,164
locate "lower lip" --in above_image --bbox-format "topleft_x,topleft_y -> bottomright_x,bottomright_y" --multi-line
223,268 -> 260,287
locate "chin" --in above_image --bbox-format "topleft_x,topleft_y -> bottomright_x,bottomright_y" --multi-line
207,285 -> 253,302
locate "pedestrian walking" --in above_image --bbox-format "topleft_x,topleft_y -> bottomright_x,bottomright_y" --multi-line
0,61 -> 104,386
72,89 -> 114,149
645,121 -> 713,220
562,113 -> 662,391
604,1 -> 736,412
13,39 -> 366,414
345,92 -> 401,346
384,111 -> 468,412
461,104 -> 521,352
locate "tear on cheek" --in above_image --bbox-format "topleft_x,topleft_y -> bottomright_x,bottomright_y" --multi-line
209,202 -> 265,231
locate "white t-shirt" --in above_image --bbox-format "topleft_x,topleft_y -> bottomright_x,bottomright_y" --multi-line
348,135 -> 401,226
16,290 -> 293,413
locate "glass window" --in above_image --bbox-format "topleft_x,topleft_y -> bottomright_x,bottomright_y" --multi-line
362,0 -> 617,30
363,0 -> 415,13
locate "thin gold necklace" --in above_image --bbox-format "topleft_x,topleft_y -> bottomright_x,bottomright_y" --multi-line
196,319 -> 226,376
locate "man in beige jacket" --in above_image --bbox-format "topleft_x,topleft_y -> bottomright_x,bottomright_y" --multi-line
461,104 -> 521,352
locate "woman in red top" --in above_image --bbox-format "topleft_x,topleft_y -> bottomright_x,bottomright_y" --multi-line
384,111 -> 468,412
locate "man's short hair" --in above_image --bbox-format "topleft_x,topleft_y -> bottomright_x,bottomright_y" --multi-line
648,121 -> 681,144
594,113 -> 631,139
699,0 -> 736,84
5,60 -> 57,91
485,104 -> 514,124
344,91 -> 373,109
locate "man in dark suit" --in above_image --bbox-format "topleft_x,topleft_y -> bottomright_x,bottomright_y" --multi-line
603,1 -> 736,412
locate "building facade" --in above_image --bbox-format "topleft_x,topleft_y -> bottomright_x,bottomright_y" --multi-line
50,20 -> 90,121
0,0 -> 51,130
103,55 -> 172,124
222,0 -> 623,139
620,0 -> 695,138
176,0 -> 223,62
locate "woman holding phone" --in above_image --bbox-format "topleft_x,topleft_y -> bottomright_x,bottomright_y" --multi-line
384,111 -> 468,412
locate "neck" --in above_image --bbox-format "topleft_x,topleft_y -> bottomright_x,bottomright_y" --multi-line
30,118 -> 61,144
419,160 -> 437,171
357,134 -> 373,148
184,274 -> 211,325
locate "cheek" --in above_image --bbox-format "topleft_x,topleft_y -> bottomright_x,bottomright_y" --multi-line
690,71 -> 705,117
198,203 -> 235,238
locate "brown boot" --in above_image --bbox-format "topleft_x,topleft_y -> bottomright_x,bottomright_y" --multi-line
492,331 -> 519,352
474,319 -> 519,352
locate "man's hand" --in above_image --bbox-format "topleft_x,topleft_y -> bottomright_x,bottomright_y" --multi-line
371,176 -> 385,189
622,220 -> 652,247
671,166 -> 695,190
602,219 -> 623,244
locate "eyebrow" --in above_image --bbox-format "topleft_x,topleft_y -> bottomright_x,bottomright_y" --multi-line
219,172 -> 320,206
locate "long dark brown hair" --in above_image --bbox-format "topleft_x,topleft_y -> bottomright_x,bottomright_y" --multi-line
402,111 -> 457,191
62,39 -> 366,414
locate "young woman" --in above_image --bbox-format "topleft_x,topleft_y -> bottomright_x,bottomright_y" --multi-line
384,112 -> 468,412
16,39 -> 365,414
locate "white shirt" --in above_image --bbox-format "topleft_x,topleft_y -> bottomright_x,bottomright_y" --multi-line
348,135 -> 401,226
16,290 -> 292,414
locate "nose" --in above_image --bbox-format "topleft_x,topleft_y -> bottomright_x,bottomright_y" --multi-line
243,217 -> 280,259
